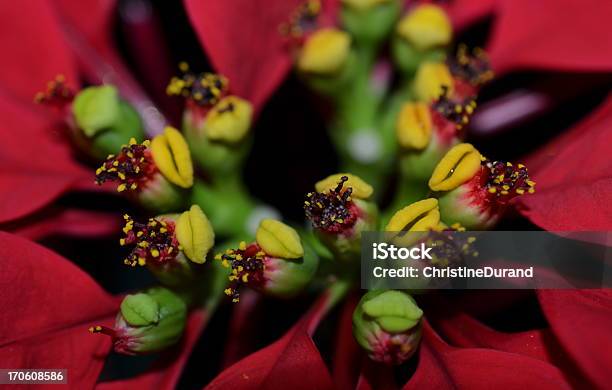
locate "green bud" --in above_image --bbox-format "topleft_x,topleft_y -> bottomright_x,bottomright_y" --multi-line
90,287 -> 187,355
72,85 -> 144,160
353,290 -> 423,365
120,293 -> 159,326
216,221 -> 319,303
341,0 -> 401,46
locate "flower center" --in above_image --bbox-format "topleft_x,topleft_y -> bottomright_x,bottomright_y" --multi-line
216,242 -> 266,303
447,44 -> 494,86
95,138 -> 157,192
304,175 -> 358,233
432,86 -> 477,130
166,62 -> 228,107
280,0 -> 321,39
34,75 -> 74,108
120,215 -> 180,267
481,159 -> 536,202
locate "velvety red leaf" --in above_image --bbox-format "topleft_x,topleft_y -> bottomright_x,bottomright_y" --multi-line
0,0 -> 78,104
53,0 -> 118,58
0,94 -> 89,224
204,290 -> 336,389
444,0 -> 496,31
0,232 -> 117,388
487,0 -> 612,74
2,208 -> 120,241
184,0 -> 337,113
355,358 -> 397,390
97,309 -> 209,390
427,311 -> 555,362
403,320 -> 571,389
332,293 -> 362,390
516,95 -> 612,231
537,289 -> 612,389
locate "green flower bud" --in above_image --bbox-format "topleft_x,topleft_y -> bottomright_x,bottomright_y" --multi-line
340,0 -> 401,46
72,85 -> 144,160
119,205 -> 215,287
430,144 -> 536,229
35,77 -> 145,161
95,127 -> 194,213
353,290 -> 423,365
89,287 -> 187,355
216,220 -> 319,302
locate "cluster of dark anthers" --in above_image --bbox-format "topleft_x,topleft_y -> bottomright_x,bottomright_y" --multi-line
304,176 -> 357,232
280,0 -> 321,38
481,159 -> 536,202
447,44 -> 494,86
120,215 -> 180,267
216,242 -> 266,303
34,74 -> 74,107
433,86 -> 477,130
95,139 -> 156,192
166,62 -> 228,106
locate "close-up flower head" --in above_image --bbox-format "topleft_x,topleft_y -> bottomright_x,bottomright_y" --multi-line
0,0 -> 611,389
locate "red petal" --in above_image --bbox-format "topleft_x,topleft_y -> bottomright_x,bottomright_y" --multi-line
538,290 -> 612,388
445,0 -> 496,31
184,0 -> 337,113
96,309 -> 209,390
0,232 -> 117,388
3,208 -> 120,241
487,0 -> 612,74
0,94 -> 89,224
332,294 -> 362,390
516,95 -> 612,230
403,321 -> 571,389
0,0 -> 78,103
53,0 -> 118,58
204,291 -> 336,389
428,311 -> 555,362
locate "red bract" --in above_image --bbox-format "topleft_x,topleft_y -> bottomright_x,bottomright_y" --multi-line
0,1 -> 78,104
442,0 -> 496,31
516,95 -> 612,231
0,232 -> 118,388
404,321 -> 571,389
487,0 -> 612,74
184,0 -> 337,114
537,289 -> 612,389
5,208 -> 120,241
205,289 -> 337,389
0,94 -> 90,225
